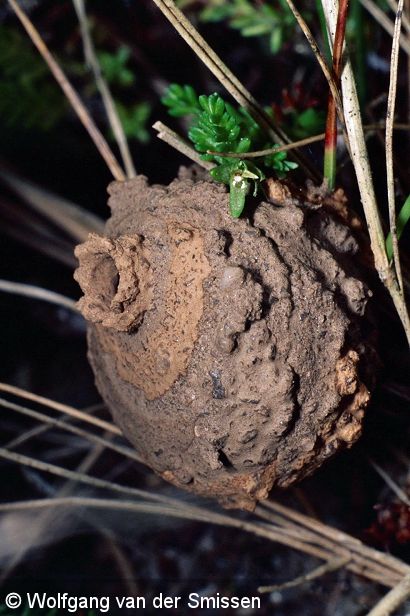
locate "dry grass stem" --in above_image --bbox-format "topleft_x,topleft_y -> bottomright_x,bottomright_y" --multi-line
4,404 -> 105,450
258,557 -> 349,593
255,506 -> 400,587
152,121 -> 214,169
261,500 -> 410,578
386,0 -> 410,35
322,0 -> 410,345
0,383 -> 122,435
0,198 -> 77,267
151,0 -> 279,136
7,0 -> 126,182
102,532 -> 140,597
150,0 -> 319,179
386,0 -> 405,293
5,424 -> 54,450
366,572 -> 410,616
0,492 -> 405,588
72,0 -> 137,178
208,133 -> 328,158
370,459 -> 410,506
0,396 -> 143,464
0,447 -> 234,519
282,0 -> 350,154
0,443 -> 407,589
0,280 -> 78,312
0,166 -> 104,241
1,437 -> 405,589
359,0 -> 410,55
206,123 -> 410,159
0,442 -> 106,584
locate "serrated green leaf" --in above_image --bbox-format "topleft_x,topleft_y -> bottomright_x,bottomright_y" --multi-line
197,0 -> 295,55
162,84 -> 200,117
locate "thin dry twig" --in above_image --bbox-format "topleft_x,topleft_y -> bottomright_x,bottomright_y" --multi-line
322,0 -> 410,345
0,441 -> 106,584
208,133 -> 328,158
0,492 -> 406,589
7,0 -> 126,182
386,0 -> 405,293
323,0 -> 349,189
5,424 -> 54,450
370,459 -> 410,506
0,396 -> 143,464
102,531 -> 140,597
359,0 -> 410,55
205,123 -> 410,159
0,447 -> 221,518
152,121 -> 213,169
1,440 -> 408,588
0,383 -> 121,436
0,196 -> 77,267
261,500 -> 410,579
366,572 -> 410,616
255,506 -> 400,587
72,0 -> 136,178
0,165 -> 104,241
258,556 -> 349,593
4,403 -> 105,450
0,496 -> 368,582
0,279 -> 78,312
385,0 -> 410,35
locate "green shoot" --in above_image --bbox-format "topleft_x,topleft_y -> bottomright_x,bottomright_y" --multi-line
198,0 -> 296,54
385,194 -> 410,261
161,84 -> 200,116
162,84 -> 297,217
323,0 -> 349,191
114,101 -> 151,143
314,0 -> 332,63
98,46 -> 135,87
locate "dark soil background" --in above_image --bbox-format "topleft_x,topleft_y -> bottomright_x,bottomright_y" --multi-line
0,1 -> 409,614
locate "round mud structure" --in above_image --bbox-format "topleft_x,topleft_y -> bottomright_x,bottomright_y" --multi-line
75,174 -> 373,509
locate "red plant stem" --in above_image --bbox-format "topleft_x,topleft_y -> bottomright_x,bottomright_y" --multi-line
324,0 -> 350,190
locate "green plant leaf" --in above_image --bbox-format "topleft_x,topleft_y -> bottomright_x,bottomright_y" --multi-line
161,85 -> 298,217
98,46 -> 135,88
199,0 -> 295,55
114,101 -> 151,143
161,84 -> 200,117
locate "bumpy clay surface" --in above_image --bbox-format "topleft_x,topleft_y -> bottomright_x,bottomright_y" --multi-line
75,174 -> 372,509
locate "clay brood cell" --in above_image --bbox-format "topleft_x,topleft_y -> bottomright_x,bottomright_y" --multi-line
75,174 -> 372,509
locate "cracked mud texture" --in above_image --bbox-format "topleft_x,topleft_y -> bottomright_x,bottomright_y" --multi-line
75,173 -> 372,510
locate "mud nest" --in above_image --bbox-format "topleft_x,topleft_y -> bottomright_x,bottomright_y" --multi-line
75,172 -> 373,509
